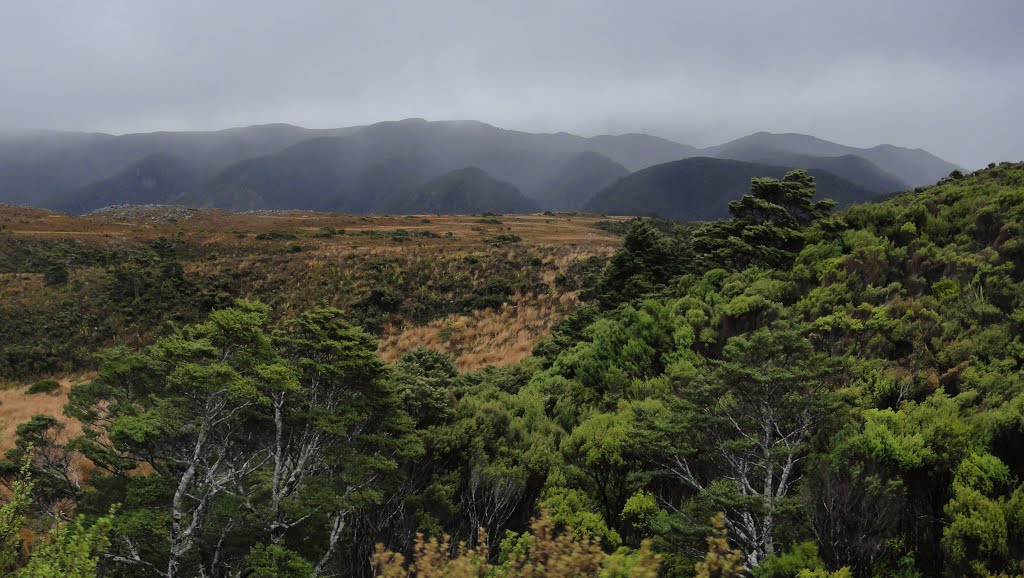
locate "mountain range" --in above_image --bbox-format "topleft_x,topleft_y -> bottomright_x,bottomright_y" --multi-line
0,119 -> 960,219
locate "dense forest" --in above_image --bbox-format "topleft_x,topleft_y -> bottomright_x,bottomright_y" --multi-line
3,162 -> 1024,577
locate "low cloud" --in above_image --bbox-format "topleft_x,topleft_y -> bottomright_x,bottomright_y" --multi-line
1,0 -> 1020,167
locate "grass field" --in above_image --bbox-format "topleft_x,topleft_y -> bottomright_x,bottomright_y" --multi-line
0,205 -> 624,445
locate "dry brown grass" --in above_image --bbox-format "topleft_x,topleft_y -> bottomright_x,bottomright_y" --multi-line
4,206 -> 623,250
377,290 -> 576,371
1,207 -> 625,434
0,375 -> 90,453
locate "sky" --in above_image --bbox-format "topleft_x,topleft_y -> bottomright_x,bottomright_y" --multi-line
1,1 -> 1021,168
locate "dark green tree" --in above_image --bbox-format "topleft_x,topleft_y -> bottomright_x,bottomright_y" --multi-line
595,220 -> 690,307
66,301 -> 294,576
693,170 -> 836,271
637,324 -> 839,567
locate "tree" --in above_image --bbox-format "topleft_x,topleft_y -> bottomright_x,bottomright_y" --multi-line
266,308 -> 415,575
595,220 -> 689,306
66,300 -> 294,576
0,414 -> 81,521
639,325 -> 838,566
693,170 -> 836,271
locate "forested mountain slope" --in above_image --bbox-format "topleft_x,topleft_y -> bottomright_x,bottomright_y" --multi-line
1,121 -> 962,217
2,163 -> 1022,577
705,131 -> 959,187
586,156 -> 878,220
0,120 -> 681,212
53,153 -> 204,214
381,167 -> 541,214
194,119 -> 633,211
0,124 -> 356,207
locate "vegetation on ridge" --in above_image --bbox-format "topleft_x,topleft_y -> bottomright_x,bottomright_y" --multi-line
1,162 -> 1023,576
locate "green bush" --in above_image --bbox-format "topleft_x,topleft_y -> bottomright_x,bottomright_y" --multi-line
26,378 -> 61,395
486,233 -> 522,246
254,231 -> 297,241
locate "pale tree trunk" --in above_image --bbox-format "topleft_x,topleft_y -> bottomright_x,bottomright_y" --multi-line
314,510 -> 348,577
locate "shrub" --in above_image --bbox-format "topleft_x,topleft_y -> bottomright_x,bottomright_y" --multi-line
254,231 -> 297,241
486,233 -> 522,246
26,378 -> 61,395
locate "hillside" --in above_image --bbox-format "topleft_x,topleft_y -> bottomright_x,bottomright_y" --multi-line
585,156 -> 877,220
581,132 -> 697,171
536,151 -> 630,210
0,121 -> 962,218
3,164 -> 1024,576
0,120 -> 691,212
0,206 -> 620,381
707,144 -> 906,193
196,119 -> 638,212
704,131 -> 959,187
53,153 -> 203,214
381,167 -> 541,214
0,124 -> 358,207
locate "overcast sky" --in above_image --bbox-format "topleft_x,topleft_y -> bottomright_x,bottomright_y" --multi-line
1,1 -> 1021,167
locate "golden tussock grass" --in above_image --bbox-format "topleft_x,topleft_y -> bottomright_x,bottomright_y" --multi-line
2,207 -> 626,421
378,290 -> 579,372
0,375 -> 91,453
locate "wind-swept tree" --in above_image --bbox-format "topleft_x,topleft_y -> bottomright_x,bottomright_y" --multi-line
66,301 -> 294,576
693,170 -> 837,271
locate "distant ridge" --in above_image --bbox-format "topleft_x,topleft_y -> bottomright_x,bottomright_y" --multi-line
382,167 -> 540,214
585,157 -> 878,221
0,119 -> 960,215
702,131 -> 959,189
55,153 -> 202,214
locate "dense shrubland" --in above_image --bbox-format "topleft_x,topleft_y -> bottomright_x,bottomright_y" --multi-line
2,163 -> 1024,576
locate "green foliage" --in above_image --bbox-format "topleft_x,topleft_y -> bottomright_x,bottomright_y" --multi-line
5,163 -> 1024,575
42,261 -> 69,286
25,378 -> 61,395
693,170 -> 836,271
486,232 -> 523,246
13,513 -> 114,578
0,453 -> 115,577
0,457 -> 33,573
245,544 -> 315,578
755,542 -> 825,577
254,230 -> 298,240
595,220 -> 689,306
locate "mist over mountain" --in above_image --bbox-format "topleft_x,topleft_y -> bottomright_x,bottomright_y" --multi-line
56,153 -> 203,214
381,166 -> 539,215
704,132 -> 959,188
0,124 -> 359,206
537,151 -> 630,211
0,119 -> 962,218
585,157 -> 877,220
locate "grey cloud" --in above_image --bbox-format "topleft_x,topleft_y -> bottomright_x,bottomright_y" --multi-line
1,0 -> 1021,167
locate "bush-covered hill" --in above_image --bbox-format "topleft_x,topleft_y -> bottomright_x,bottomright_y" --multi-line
585,156 -> 879,220
380,167 -> 541,214
53,153 -> 204,214
704,131 -> 960,187
540,162 -> 1024,575
0,209 -> 617,381
2,163 -> 1023,577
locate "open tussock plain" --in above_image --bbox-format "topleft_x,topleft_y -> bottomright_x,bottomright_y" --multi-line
1,204 -> 624,431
